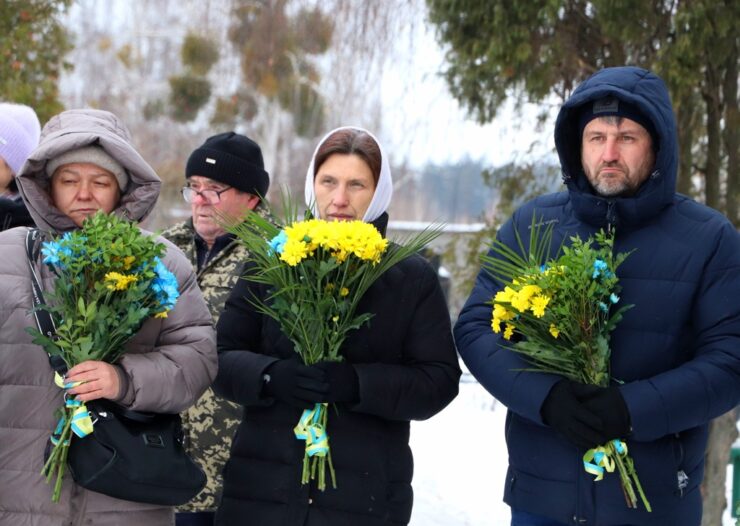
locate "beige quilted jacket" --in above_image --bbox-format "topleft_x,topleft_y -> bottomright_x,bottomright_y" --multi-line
0,109 -> 217,526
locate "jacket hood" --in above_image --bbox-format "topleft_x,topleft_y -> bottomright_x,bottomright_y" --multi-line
16,108 -> 161,232
554,66 -> 678,227
304,126 -> 393,223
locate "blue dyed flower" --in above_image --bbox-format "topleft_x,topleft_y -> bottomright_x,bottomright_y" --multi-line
268,230 -> 288,255
41,241 -> 63,266
42,238 -> 74,265
150,257 -> 180,312
610,293 -> 620,304
592,259 -> 608,279
598,301 -> 609,313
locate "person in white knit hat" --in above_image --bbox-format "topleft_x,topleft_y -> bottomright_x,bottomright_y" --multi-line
0,102 -> 41,229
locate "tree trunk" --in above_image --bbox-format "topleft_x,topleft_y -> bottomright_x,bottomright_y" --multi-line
675,99 -> 695,196
702,61 -> 723,211
723,36 -> 739,227
701,410 -> 738,526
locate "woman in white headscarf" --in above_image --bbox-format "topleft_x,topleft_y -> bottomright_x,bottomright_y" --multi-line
214,127 -> 460,526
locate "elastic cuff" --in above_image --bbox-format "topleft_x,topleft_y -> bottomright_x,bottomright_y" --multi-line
112,364 -> 132,405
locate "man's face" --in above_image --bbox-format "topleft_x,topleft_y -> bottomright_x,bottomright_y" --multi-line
581,117 -> 655,197
313,153 -> 376,221
0,156 -> 14,193
50,163 -> 121,227
188,175 -> 260,241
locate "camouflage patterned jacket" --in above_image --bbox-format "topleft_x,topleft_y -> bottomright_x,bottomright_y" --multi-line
162,217 -> 255,513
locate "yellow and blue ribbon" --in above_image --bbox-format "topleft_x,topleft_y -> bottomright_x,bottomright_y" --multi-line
293,403 -> 329,457
50,372 -> 94,442
583,439 -> 628,481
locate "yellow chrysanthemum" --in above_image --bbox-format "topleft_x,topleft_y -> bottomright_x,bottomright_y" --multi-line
104,272 -> 138,291
493,303 -> 515,321
494,286 -> 516,303
280,236 -> 311,266
503,323 -> 515,340
122,256 -> 136,270
340,287 -> 349,297
510,284 -> 542,312
155,310 -> 169,319
280,219 -> 387,265
491,302 -> 517,334
549,324 -> 560,338
530,295 -> 551,318
333,248 -> 349,263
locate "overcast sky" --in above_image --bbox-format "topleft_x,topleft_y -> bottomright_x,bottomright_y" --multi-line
379,20 -> 559,170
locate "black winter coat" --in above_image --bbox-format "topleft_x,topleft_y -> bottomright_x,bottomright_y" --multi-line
0,195 -> 34,231
213,230 -> 460,526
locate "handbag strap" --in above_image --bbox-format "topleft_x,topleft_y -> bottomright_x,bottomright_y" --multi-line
25,229 -> 67,375
94,399 -> 163,423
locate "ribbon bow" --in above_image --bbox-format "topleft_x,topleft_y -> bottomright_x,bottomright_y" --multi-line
583,439 -> 628,481
51,372 -> 94,441
293,403 -> 329,457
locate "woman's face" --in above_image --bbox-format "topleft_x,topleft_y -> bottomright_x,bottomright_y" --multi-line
50,163 -> 121,227
0,156 -> 14,194
313,153 -> 376,221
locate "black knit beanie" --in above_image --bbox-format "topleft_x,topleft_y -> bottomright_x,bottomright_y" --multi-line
578,96 -> 658,150
186,132 -> 269,197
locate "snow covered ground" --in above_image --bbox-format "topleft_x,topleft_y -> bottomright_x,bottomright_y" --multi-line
409,374 -> 738,526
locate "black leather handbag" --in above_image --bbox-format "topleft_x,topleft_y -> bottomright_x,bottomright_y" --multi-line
66,399 -> 206,505
27,230 -> 206,505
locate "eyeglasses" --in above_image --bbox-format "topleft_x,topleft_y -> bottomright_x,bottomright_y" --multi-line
181,186 -> 233,204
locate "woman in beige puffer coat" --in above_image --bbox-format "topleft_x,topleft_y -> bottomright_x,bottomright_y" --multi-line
0,109 -> 217,526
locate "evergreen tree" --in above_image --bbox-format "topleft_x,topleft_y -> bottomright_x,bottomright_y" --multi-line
0,0 -> 73,122
427,0 -> 739,225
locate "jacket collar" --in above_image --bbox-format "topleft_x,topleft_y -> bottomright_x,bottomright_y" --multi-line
371,212 -> 389,237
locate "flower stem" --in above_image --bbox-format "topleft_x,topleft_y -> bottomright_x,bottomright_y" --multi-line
625,452 -> 652,512
611,443 -> 637,508
301,453 -> 310,485
41,406 -> 73,502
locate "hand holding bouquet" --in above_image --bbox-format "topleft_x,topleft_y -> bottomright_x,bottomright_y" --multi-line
484,218 -> 650,512
227,207 -> 441,490
27,212 -> 180,502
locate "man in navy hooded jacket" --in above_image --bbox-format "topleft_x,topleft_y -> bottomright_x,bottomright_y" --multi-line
455,66 -> 740,526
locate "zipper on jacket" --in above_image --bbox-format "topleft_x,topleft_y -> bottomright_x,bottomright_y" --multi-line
573,451 -> 583,525
605,200 -> 617,235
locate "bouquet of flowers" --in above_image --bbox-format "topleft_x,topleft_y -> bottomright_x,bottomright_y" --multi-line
27,212 -> 180,502
483,218 -> 651,512
227,206 -> 441,490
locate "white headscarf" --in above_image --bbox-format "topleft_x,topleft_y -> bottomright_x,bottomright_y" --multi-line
304,126 -> 392,223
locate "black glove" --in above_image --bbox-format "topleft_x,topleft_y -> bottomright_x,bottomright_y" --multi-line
541,380 -> 607,449
261,359 -> 327,408
311,361 -> 360,404
573,384 -> 631,441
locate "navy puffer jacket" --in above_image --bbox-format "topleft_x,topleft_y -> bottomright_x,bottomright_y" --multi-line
455,66 -> 740,525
